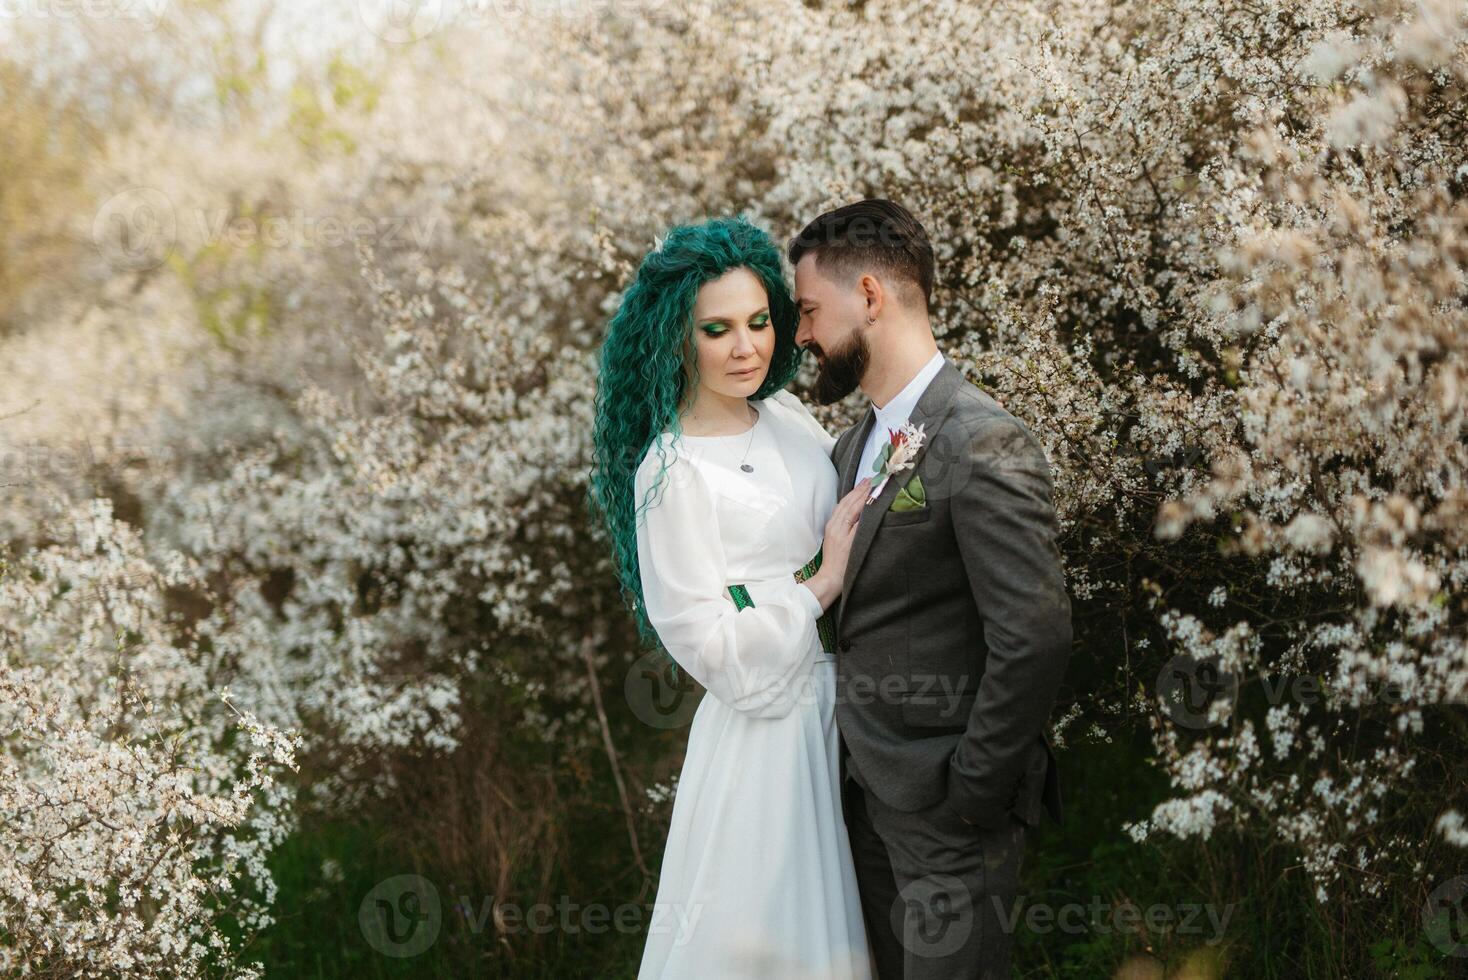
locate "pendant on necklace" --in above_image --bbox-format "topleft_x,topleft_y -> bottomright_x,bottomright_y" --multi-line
741,463 -> 754,473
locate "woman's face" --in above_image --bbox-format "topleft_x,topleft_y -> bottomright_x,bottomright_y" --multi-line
688,267 -> 776,401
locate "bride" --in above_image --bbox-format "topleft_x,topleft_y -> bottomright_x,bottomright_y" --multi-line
590,216 -> 874,979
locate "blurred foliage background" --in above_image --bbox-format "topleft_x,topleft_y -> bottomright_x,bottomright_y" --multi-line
1,1 -> 1465,977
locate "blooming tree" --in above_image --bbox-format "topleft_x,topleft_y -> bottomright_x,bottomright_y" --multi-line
0,500 -> 299,977
1,0 -> 1464,971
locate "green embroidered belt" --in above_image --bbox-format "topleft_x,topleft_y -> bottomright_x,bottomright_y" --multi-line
727,548 -> 838,655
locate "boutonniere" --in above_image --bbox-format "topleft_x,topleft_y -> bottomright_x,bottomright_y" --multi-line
866,421 -> 927,505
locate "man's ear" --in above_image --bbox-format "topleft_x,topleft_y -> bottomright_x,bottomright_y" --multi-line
858,272 -> 884,322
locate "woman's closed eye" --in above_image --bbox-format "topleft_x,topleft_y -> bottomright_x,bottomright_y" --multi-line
699,311 -> 770,337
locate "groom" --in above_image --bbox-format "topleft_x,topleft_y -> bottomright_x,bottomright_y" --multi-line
790,200 -> 1072,979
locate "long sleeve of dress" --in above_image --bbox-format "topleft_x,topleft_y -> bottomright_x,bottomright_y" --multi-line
634,448 -> 824,719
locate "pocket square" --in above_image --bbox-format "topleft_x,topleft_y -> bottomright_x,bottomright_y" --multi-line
889,474 -> 927,512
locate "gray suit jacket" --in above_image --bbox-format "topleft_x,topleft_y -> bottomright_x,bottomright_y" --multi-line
832,357 -> 1072,829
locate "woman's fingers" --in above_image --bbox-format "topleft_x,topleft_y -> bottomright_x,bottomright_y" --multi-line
825,478 -> 872,541
839,478 -> 871,527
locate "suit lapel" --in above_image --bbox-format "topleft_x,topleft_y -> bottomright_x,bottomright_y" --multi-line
839,407 -> 877,496
837,359 -> 961,628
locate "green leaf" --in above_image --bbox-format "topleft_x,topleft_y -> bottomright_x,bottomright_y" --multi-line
872,442 -> 892,473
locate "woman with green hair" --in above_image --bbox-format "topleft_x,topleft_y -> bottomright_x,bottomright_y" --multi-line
591,216 -> 874,978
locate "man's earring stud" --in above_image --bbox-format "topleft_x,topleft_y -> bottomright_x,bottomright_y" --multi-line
866,315 -> 876,325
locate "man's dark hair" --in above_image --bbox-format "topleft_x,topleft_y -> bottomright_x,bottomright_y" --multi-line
787,199 -> 935,310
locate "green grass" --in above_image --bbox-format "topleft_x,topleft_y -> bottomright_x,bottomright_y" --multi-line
247,730 -> 1457,978
246,808 -> 648,977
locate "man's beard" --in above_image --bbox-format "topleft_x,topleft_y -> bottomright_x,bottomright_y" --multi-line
809,327 -> 870,405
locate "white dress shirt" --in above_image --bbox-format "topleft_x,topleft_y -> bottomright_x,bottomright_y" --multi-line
855,349 -> 946,486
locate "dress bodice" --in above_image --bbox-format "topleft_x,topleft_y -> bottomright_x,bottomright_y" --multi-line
632,389 -> 839,717
638,389 -> 837,584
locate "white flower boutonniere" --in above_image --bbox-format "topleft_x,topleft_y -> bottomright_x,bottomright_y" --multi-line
866,421 -> 926,505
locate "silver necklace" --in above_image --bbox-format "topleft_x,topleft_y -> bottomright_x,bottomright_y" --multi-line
720,405 -> 758,473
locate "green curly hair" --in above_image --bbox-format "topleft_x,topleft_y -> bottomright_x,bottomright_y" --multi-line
589,216 -> 804,645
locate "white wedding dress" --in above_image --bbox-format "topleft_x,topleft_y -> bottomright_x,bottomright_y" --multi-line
633,389 -> 873,980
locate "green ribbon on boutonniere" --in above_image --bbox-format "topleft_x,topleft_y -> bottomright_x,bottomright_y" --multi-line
889,474 -> 926,512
